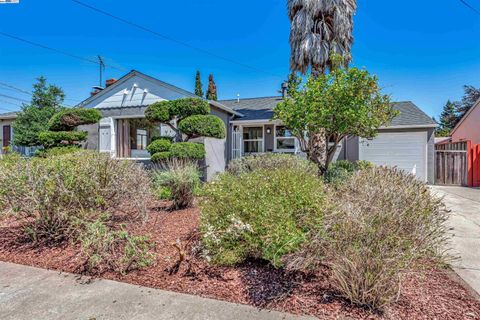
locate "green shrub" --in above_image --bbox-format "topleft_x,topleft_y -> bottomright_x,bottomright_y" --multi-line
200,168 -> 329,267
169,142 -> 205,160
145,101 -> 171,123
178,115 -> 226,139
35,146 -> 82,158
153,160 -> 200,209
151,151 -> 172,162
324,160 -> 374,185
227,153 -> 316,176
286,166 -> 449,310
0,151 -> 151,242
48,108 -> 102,131
170,98 -> 210,120
79,218 -> 155,274
146,139 -> 172,155
38,130 -> 88,148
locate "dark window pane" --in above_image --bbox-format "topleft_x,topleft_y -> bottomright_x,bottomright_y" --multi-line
277,138 -> 295,150
243,127 -> 263,140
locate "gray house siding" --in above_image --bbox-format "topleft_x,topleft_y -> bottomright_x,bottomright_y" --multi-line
209,106 -> 232,164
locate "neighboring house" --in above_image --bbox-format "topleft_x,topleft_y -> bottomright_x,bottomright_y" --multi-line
0,112 -> 16,155
450,98 -> 480,146
220,97 -> 437,184
76,70 -> 436,183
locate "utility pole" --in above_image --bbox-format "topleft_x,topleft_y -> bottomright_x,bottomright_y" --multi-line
97,55 -> 105,88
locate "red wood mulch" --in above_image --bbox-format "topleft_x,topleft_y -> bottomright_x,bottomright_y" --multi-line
1,201 -> 479,320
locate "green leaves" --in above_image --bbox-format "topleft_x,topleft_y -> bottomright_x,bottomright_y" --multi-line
178,115 -> 226,139
38,131 -> 88,148
48,108 -> 102,131
145,98 -> 210,124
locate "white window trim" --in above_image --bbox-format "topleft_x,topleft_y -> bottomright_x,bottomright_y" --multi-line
241,125 -> 265,155
274,124 -> 297,153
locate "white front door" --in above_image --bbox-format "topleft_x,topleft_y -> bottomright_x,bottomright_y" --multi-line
359,131 -> 428,182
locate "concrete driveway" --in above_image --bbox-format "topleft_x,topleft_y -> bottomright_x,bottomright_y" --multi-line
431,186 -> 480,296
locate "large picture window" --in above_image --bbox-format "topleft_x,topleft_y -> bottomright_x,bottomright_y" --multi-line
275,126 -> 296,152
243,126 -> 263,154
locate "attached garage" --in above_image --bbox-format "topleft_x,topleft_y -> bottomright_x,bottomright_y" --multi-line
359,131 -> 428,182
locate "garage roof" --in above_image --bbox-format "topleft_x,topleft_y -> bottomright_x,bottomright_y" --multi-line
220,97 -> 437,128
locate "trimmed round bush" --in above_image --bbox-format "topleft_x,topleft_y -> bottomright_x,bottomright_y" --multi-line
151,151 -> 171,162
169,142 -> 205,160
151,135 -> 174,143
146,139 -> 172,155
48,108 -> 102,131
227,153 -> 317,176
170,98 -> 210,120
145,101 -> 171,123
38,131 -> 88,148
200,168 -> 330,267
178,115 -> 226,139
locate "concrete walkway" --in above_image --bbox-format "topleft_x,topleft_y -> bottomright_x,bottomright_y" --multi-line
431,186 -> 480,296
0,262 -> 314,320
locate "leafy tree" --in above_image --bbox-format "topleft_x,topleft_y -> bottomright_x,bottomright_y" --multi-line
275,64 -> 395,174
12,77 -> 65,147
206,74 -> 218,101
145,98 -> 226,161
437,100 -> 458,136
287,0 -> 357,172
457,85 -> 480,119
194,70 -> 204,97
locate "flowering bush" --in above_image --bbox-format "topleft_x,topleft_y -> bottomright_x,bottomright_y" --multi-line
200,167 -> 329,267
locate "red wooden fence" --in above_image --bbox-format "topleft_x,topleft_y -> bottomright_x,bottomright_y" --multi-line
435,140 -> 480,187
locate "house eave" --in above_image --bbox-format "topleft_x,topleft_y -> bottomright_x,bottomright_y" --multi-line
379,124 -> 438,130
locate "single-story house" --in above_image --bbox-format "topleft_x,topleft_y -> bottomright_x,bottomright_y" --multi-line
450,98 -> 480,146
3,70 -> 437,183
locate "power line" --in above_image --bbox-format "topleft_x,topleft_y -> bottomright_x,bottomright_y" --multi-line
0,31 -> 127,72
0,82 -> 31,95
71,0 -> 283,78
458,0 -> 480,15
0,93 -> 29,103
0,99 -> 22,108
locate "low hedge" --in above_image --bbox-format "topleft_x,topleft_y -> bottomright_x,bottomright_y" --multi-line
169,142 -> 205,160
178,115 -> 226,139
48,108 -> 102,131
38,131 -> 88,148
151,151 -> 171,162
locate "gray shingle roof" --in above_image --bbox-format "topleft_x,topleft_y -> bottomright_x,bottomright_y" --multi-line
0,111 -> 18,119
219,97 -> 436,127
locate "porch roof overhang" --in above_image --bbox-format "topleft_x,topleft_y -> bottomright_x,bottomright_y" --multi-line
230,119 -> 282,125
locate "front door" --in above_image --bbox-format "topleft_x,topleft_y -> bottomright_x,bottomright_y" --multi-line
2,125 -> 11,148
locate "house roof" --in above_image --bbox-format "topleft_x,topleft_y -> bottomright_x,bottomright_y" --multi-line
0,111 -> 18,120
220,97 -> 437,128
451,97 -> 480,136
77,70 -> 240,116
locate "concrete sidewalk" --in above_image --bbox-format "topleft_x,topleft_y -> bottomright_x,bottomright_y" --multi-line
431,186 -> 480,296
0,262 -> 314,320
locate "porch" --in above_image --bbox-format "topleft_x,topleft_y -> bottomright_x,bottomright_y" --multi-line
231,120 -> 300,160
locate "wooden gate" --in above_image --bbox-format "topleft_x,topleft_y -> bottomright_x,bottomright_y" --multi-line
435,141 -> 470,186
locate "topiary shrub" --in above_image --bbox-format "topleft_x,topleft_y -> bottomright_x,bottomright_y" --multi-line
170,98 -> 210,119
200,167 -> 330,267
38,130 -> 88,148
153,160 -> 200,209
169,142 -> 205,160
48,108 -> 102,131
285,166 -> 449,310
146,139 -> 172,155
227,153 -> 317,176
145,101 -> 171,123
178,115 -> 226,139
151,135 -> 174,143
151,151 -> 171,162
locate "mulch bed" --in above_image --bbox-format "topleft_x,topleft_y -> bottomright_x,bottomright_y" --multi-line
1,201 -> 479,320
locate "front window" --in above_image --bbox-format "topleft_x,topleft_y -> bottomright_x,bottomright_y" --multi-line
136,129 -> 148,150
243,126 -> 263,154
275,126 -> 296,151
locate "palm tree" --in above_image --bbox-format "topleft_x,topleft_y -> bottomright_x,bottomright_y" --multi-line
288,0 -> 357,75
287,0 -> 356,173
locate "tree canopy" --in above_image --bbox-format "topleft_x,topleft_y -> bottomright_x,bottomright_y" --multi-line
275,65 -> 395,171
12,77 -> 65,147
437,100 -> 458,137
206,74 -> 218,101
195,71 -> 204,97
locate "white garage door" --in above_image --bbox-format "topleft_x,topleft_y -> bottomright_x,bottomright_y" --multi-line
359,131 -> 427,182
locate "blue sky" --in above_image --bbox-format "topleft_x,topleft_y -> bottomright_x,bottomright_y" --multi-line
0,0 -> 479,118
